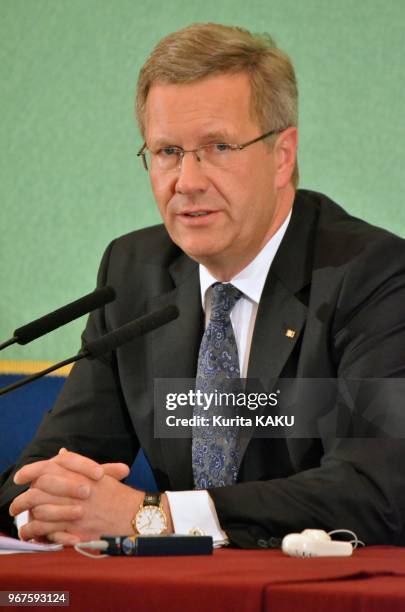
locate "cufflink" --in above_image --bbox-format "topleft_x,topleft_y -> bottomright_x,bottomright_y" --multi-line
188,527 -> 206,536
285,328 -> 296,339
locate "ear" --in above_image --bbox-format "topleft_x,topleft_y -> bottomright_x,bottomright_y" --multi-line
274,127 -> 298,189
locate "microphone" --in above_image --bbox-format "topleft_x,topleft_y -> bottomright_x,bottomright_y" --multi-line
82,305 -> 179,359
0,304 -> 179,397
0,287 -> 116,351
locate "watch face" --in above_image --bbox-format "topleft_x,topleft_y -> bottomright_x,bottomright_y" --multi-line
135,506 -> 166,535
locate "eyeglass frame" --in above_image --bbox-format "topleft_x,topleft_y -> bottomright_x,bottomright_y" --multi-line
136,128 -> 286,172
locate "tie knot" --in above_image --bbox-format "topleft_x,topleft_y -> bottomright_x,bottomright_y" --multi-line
210,283 -> 242,320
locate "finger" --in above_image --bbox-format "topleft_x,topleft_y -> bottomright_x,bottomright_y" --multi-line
51,449 -> 104,481
13,459 -> 52,486
19,519 -> 72,541
30,504 -> 84,522
34,474 -> 91,500
45,531 -> 81,546
9,487 -> 86,517
102,463 -> 130,480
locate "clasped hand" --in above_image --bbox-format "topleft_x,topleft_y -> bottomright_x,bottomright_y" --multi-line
9,448 -> 142,546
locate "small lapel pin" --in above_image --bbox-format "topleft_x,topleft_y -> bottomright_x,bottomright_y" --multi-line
285,328 -> 296,339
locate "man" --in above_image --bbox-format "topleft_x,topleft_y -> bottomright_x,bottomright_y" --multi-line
1,23 -> 405,549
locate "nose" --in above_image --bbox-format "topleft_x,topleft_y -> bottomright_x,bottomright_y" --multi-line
175,151 -> 210,195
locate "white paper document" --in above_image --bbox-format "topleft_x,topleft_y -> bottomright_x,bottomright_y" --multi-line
0,535 -> 63,554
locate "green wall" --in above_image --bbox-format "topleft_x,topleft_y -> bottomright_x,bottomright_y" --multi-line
1,0 -> 404,361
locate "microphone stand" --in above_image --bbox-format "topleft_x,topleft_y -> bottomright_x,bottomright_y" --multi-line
0,337 -> 17,351
0,352 -> 86,397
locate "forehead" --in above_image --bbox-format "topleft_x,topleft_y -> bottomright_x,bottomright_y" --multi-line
144,72 -> 257,143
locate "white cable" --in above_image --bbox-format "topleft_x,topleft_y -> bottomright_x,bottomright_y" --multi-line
74,540 -> 109,559
328,529 -> 365,549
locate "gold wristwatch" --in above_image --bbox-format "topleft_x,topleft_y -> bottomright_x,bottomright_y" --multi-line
132,493 -> 167,535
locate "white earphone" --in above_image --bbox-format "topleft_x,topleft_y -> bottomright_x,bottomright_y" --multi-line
282,528 -> 364,558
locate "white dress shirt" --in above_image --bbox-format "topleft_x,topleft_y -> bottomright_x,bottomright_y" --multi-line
167,211 -> 291,545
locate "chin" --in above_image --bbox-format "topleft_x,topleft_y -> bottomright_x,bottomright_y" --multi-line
173,236 -> 223,262
182,248 -> 220,265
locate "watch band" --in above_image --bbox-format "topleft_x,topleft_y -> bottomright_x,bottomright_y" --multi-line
143,493 -> 161,507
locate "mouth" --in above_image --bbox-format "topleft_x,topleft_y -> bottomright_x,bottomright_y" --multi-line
181,210 -> 215,217
177,209 -> 220,225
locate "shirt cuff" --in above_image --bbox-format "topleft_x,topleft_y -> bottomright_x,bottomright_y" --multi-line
165,490 -> 228,548
15,510 -> 29,537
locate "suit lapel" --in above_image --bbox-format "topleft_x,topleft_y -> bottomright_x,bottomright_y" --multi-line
148,255 -> 202,490
248,191 -> 318,382
238,275 -> 308,459
239,193 -> 318,460
247,275 -> 307,383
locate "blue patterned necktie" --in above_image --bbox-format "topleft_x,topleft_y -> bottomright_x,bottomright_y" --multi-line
192,282 -> 243,489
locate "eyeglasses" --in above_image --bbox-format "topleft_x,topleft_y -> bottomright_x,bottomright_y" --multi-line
137,128 -> 285,173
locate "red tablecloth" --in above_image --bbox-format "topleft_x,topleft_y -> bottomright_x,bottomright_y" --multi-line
1,546 -> 405,611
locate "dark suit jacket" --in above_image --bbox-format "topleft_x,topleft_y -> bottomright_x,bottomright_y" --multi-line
2,189 -> 405,548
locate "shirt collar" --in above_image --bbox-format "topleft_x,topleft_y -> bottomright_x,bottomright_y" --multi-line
199,210 -> 292,310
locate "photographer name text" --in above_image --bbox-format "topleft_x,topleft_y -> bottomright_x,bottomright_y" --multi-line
165,415 -> 294,428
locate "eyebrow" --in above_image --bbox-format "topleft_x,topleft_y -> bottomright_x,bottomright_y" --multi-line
149,130 -> 237,150
198,130 -> 235,143
149,138 -> 180,150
